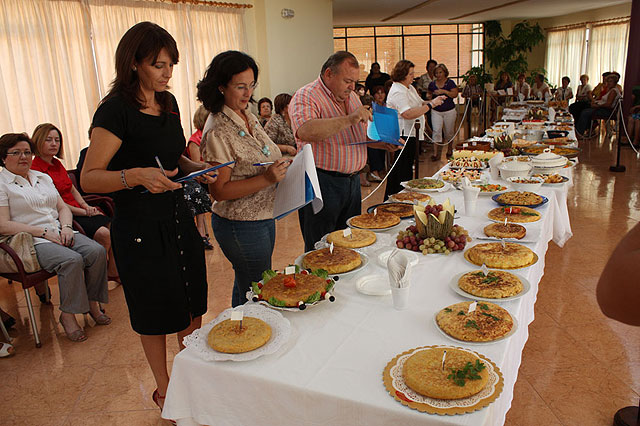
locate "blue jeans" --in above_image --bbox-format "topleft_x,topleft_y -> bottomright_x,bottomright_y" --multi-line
211,213 -> 276,307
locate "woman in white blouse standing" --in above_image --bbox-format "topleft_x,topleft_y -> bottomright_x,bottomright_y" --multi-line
0,133 -> 110,342
384,60 -> 444,199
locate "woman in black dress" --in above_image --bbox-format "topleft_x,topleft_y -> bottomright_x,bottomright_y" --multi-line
80,22 -> 215,413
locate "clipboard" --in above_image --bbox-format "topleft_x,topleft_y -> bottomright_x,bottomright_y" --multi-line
174,161 -> 235,183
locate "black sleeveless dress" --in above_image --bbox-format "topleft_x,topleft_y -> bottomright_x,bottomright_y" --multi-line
92,93 -> 208,335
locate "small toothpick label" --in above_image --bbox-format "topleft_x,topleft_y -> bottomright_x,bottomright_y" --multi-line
329,242 -> 334,254
230,310 -> 243,330
285,265 -> 296,275
441,350 -> 447,370
481,264 -> 489,276
504,217 -> 508,226
501,238 -> 506,249
373,208 -> 378,216
343,228 -> 352,238
468,301 -> 477,313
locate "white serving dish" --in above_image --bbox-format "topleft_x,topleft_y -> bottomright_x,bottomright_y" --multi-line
498,161 -> 532,179
530,148 -> 566,169
506,176 -> 545,192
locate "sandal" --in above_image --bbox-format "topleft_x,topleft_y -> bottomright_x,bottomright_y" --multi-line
0,342 -> 14,358
89,312 -> 112,326
152,389 -> 176,425
58,314 -> 87,342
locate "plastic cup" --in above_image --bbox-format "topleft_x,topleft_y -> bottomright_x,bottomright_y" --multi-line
390,286 -> 410,310
464,199 -> 477,216
490,165 -> 500,180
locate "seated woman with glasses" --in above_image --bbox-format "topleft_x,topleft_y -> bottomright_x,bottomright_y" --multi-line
0,133 -> 110,342
31,123 -> 119,283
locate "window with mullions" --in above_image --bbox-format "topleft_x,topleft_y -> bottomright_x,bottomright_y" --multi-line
333,24 -> 484,87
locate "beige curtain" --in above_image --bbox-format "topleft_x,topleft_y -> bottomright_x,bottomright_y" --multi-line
545,27 -> 586,93
88,0 -> 246,139
0,0 -> 100,168
587,22 -> 630,86
0,0 -> 246,169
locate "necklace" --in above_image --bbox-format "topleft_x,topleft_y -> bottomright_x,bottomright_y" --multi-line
223,112 -> 271,157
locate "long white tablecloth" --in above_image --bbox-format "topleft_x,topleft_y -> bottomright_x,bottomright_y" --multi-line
163,186 -> 571,426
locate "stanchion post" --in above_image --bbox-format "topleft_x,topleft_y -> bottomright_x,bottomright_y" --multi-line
414,119 -> 421,179
610,97 -> 626,173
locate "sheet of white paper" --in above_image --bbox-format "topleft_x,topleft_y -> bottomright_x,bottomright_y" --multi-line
506,87 -> 514,96
230,311 -> 244,322
272,145 -> 323,219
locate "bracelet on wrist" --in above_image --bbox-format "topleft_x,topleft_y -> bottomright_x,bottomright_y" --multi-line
121,169 -> 133,189
63,224 -> 73,229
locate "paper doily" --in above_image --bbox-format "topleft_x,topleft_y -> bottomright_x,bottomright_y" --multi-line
382,345 -> 503,415
183,305 -> 291,362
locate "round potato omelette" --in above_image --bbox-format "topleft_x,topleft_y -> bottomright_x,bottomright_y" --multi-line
302,247 -> 361,274
436,301 -> 514,342
496,191 -> 543,206
484,222 -> 526,239
208,317 -> 272,354
261,272 -> 328,307
326,229 -> 376,248
465,242 -> 535,269
458,269 -> 523,298
487,206 -> 541,223
403,347 -> 489,399
390,191 -> 431,203
350,212 -> 401,229
374,203 -> 414,218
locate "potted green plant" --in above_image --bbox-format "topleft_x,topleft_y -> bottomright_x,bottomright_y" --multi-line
484,20 -> 545,81
462,65 -> 493,87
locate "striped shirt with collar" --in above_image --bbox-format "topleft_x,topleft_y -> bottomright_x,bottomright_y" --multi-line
289,77 -> 367,174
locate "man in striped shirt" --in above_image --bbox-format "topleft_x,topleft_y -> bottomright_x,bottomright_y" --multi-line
290,51 -> 400,251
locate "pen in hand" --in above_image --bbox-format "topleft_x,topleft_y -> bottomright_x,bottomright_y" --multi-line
155,156 -> 168,178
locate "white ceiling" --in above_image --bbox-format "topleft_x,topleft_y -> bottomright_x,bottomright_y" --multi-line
332,0 -> 631,25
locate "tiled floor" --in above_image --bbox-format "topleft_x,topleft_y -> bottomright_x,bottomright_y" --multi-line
1,131 -> 639,425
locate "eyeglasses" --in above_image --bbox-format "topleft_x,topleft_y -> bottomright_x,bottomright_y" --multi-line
6,150 -> 33,158
230,81 -> 258,92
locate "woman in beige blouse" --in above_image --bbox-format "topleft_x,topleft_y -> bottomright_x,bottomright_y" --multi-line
198,51 -> 290,307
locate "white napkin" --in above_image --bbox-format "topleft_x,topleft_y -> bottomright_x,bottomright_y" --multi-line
462,177 -> 481,201
387,249 -> 412,289
518,93 -> 525,102
488,152 -> 505,180
544,91 -> 552,102
548,107 -> 556,122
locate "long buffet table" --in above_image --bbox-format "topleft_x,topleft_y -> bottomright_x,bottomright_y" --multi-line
162,179 -> 572,425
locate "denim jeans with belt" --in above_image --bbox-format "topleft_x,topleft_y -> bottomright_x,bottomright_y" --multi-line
211,213 -> 276,307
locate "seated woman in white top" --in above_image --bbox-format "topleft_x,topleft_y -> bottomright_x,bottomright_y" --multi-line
0,133 -> 110,342
530,74 -> 550,100
575,73 -> 622,135
514,73 -> 530,100
384,59 -> 444,199
554,76 -> 573,101
569,74 -> 592,122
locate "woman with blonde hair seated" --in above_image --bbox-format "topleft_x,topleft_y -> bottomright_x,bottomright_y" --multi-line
0,133 -> 110,342
31,123 -> 118,282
